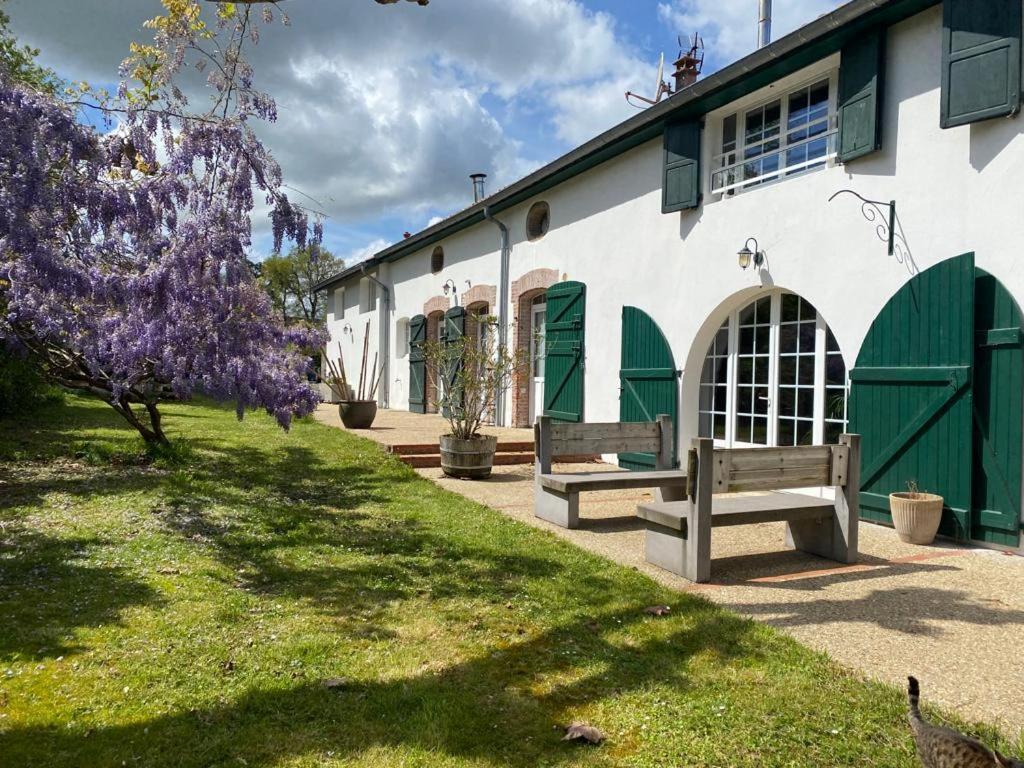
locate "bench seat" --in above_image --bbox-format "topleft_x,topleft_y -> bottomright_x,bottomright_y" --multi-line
636,492 -> 835,533
540,470 -> 686,494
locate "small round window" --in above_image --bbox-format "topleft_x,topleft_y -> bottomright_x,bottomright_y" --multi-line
430,246 -> 444,273
526,201 -> 550,241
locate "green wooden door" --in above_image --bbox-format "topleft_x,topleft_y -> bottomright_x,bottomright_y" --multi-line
972,269 -> 1022,546
409,314 -> 427,414
442,306 -> 466,418
618,306 -> 678,470
543,281 -> 586,423
849,253 -> 975,539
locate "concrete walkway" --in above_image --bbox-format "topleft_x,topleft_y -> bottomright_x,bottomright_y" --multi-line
315,405 -> 1024,738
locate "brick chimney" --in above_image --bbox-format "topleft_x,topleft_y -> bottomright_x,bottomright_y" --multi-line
673,51 -> 700,91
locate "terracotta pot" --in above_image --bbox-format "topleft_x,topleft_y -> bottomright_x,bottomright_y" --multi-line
889,491 -> 944,544
439,434 -> 498,479
339,400 -> 377,429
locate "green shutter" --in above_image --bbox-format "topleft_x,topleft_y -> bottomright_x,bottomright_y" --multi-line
849,253 -> 976,540
408,314 -> 427,414
838,28 -> 886,163
662,119 -> 701,213
543,281 -> 586,423
940,0 -> 1021,128
618,306 -> 679,470
442,306 -> 466,418
971,269 -> 1022,546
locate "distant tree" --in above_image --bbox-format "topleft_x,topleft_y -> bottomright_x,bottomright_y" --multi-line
0,0 -> 61,94
260,246 -> 344,326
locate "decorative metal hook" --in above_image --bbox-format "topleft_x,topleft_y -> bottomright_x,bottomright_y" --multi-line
828,189 -> 898,257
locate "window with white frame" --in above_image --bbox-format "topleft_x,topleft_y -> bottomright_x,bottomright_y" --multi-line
359,277 -> 376,314
697,291 -> 848,447
711,76 -> 837,196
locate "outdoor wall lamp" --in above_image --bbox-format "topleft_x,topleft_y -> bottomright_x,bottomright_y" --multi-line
442,279 -> 458,305
737,238 -> 764,270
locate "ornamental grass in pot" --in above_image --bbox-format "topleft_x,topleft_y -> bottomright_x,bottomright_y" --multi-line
325,335 -> 381,430
889,481 -> 944,545
422,314 -> 528,479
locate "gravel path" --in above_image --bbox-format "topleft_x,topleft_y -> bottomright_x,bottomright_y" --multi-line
316,405 -> 1024,738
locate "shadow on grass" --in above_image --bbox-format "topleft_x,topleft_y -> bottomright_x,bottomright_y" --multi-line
0,605 -> 756,767
0,525 -> 161,660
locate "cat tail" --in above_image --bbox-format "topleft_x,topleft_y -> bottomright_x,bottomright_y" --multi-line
906,676 -> 922,719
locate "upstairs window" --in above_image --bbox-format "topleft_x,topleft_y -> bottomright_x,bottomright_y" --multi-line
526,201 -> 550,241
431,246 -> 444,273
712,76 -> 837,196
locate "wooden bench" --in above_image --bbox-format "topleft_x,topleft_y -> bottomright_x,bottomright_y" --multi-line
534,414 -> 687,529
636,435 -> 860,582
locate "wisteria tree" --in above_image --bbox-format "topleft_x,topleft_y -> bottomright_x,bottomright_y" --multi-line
0,1 -> 336,447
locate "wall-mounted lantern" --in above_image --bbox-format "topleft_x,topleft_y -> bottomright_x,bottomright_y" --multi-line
442,279 -> 459,305
737,238 -> 764,270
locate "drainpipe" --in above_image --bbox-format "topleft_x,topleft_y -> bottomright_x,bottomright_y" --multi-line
483,205 -> 510,426
361,264 -> 390,408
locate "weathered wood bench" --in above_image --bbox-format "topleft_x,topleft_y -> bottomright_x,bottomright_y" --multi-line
636,435 -> 860,582
534,414 -> 687,529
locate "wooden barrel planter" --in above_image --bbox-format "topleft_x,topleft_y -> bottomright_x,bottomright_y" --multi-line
339,400 -> 377,429
439,434 -> 498,479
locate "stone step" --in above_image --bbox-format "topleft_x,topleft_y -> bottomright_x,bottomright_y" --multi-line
398,452 -> 535,469
387,441 -> 535,456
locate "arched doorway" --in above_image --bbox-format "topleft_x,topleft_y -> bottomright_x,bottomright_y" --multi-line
850,253 -> 1022,546
511,268 -> 559,427
694,289 -> 848,448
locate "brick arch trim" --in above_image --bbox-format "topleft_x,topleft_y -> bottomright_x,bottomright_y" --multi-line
423,295 -> 450,316
462,283 -> 497,310
510,268 -> 559,308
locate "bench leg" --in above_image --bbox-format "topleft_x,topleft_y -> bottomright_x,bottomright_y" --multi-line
785,507 -> 856,564
655,484 -> 685,503
643,519 -> 710,583
534,485 -> 579,529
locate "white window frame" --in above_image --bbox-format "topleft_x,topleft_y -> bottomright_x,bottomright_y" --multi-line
396,318 -> 410,358
698,291 -> 849,449
711,71 -> 839,197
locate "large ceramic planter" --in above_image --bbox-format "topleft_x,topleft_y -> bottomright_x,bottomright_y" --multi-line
889,491 -> 944,544
439,434 -> 498,479
339,400 -> 377,429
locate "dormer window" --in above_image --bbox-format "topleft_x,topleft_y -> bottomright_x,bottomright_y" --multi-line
711,76 -> 837,196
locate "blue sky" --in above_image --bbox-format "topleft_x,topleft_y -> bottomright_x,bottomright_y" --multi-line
9,0 -> 838,264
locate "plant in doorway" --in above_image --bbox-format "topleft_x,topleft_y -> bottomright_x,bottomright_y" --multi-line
422,315 -> 529,479
889,480 -> 944,545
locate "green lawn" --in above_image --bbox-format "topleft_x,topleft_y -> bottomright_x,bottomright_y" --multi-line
0,395 -> 1013,767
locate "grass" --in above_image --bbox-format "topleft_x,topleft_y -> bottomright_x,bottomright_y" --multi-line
0,395 -> 1016,767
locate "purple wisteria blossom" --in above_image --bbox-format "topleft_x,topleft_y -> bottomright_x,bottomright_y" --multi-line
0,3 -> 324,446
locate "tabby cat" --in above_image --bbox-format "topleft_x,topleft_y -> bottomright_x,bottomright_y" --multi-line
908,676 -> 1023,767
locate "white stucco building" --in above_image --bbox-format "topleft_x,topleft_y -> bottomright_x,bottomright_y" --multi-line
317,0 -> 1024,551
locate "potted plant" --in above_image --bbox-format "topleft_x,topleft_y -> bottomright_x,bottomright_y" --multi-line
422,314 -> 528,479
325,333 -> 381,430
889,481 -> 944,544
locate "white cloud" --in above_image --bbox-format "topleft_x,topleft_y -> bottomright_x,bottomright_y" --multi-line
657,0 -> 842,70
343,238 -> 390,267
8,0 -> 653,234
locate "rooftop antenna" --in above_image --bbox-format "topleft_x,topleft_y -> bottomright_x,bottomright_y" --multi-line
625,34 -> 703,109
625,51 -> 670,108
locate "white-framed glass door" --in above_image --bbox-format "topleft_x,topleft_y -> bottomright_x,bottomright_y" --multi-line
436,317 -> 446,403
697,291 -> 848,448
529,300 -> 547,424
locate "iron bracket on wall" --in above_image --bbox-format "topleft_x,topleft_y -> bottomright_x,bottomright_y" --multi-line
828,189 -> 905,260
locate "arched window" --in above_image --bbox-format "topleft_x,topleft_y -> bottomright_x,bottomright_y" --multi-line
698,291 -> 847,447
431,246 -> 444,273
526,201 -> 550,241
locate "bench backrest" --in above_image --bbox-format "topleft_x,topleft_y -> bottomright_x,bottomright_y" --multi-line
686,438 -> 853,498
535,414 -> 673,472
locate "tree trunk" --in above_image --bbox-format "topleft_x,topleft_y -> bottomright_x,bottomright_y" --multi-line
111,398 -> 170,448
